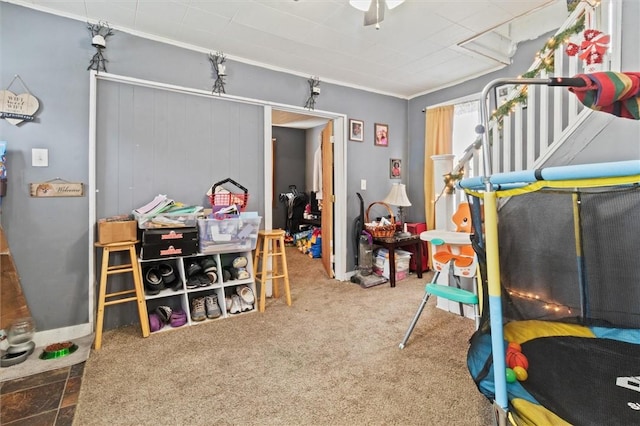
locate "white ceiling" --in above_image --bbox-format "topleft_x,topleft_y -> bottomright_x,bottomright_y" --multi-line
4,0 -> 570,98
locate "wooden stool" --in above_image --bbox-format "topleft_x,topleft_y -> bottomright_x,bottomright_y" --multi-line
253,229 -> 291,312
94,240 -> 149,350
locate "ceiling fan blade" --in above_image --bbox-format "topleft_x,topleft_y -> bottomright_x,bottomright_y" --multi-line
363,0 -> 385,26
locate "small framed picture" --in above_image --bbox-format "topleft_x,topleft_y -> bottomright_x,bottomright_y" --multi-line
496,84 -> 527,107
390,158 -> 402,179
374,123 -> 388,147
496,85 -> 511,106
349,119 -> 364,142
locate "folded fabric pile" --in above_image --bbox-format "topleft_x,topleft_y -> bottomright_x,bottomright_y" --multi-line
569,71 -> 640,120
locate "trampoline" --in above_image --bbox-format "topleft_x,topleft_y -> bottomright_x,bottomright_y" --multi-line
458,72 -> 640,425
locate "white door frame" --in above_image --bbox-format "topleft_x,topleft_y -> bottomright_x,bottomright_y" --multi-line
263,104 -> 348,281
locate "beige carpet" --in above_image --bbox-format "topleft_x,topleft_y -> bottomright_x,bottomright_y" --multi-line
75,247 -> 492,425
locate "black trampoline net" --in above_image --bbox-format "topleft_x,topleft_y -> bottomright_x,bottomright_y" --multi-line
495,185 -> 640,328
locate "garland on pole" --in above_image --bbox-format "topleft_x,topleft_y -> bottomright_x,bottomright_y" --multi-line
491,14 -> 586,124
447,10 -> 593,189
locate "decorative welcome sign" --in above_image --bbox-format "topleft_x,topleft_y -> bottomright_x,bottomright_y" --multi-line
29,179 -> 84,198
0,75 -> 40,126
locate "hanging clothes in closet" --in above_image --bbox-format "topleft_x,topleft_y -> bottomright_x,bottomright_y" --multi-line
279,185 -> 308,234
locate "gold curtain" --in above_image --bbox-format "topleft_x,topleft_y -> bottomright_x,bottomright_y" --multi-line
424,105 -> 454,231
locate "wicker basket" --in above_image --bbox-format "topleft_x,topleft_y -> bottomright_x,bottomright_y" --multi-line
364,202 -> 396,238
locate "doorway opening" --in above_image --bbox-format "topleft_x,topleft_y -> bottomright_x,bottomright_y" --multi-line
265,107 -> 347,280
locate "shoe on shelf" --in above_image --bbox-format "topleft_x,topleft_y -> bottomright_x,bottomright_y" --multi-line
226,266 -> 239,280
155,305 -> 173,323
170,277 -> 183,292
200,257 -> 217,273
240,297 -> 253,312
229,294 -> 242,314
206,270 -> 218,284
204,294 -> 222,319
185,260 -> 202,277
198,273 -> 212,287
186,275 -> 200,289
170,309 -> 187,327
149,313 -> 163,332
236,268 -> 250,280
144,267 -> 164,295
225,296 -> 232,312
191,297 -> 206,322
158,262 -> 176,285
232,256 -> 247,268
236,285 -> 255,304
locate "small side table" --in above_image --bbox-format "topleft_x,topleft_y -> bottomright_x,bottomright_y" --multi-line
372,234 -> 423,287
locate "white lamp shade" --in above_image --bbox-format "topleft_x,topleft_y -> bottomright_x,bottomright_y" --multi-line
383,183 -> 411,207
92,34 -> 106,48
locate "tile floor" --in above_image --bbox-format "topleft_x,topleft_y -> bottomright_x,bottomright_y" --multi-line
0,362 -> 84,425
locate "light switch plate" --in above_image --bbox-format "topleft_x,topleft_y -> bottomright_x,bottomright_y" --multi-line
32,148 -> 48,167
360,179 -> 366,190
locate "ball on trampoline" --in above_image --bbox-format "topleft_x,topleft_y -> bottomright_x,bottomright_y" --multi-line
513,366 -> 528,381
507,350 -> 529,370
506,368 -> 517,383
507,342 -> 522,353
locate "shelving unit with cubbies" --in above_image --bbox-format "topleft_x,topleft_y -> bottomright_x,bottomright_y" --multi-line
140,250 -> 257,333
138,213 -> 262,334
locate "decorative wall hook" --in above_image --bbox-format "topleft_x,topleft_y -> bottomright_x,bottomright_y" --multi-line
87,21 -> 114,72
209,52 -> 227,94
304,76 -> 321,110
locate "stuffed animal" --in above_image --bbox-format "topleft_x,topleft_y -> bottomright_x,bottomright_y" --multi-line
431,202 -> 477,276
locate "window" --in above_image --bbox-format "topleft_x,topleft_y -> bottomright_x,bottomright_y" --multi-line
452,100 -> 480,177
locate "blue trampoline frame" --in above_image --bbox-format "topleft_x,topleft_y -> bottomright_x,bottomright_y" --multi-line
457,77 -> 640,423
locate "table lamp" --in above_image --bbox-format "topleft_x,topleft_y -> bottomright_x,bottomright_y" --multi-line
383,183 -> 412,237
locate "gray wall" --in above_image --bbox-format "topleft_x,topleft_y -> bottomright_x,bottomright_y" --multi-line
96,81 -> 265,215
0,2 -> 406,332
1,4 -> 93,331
